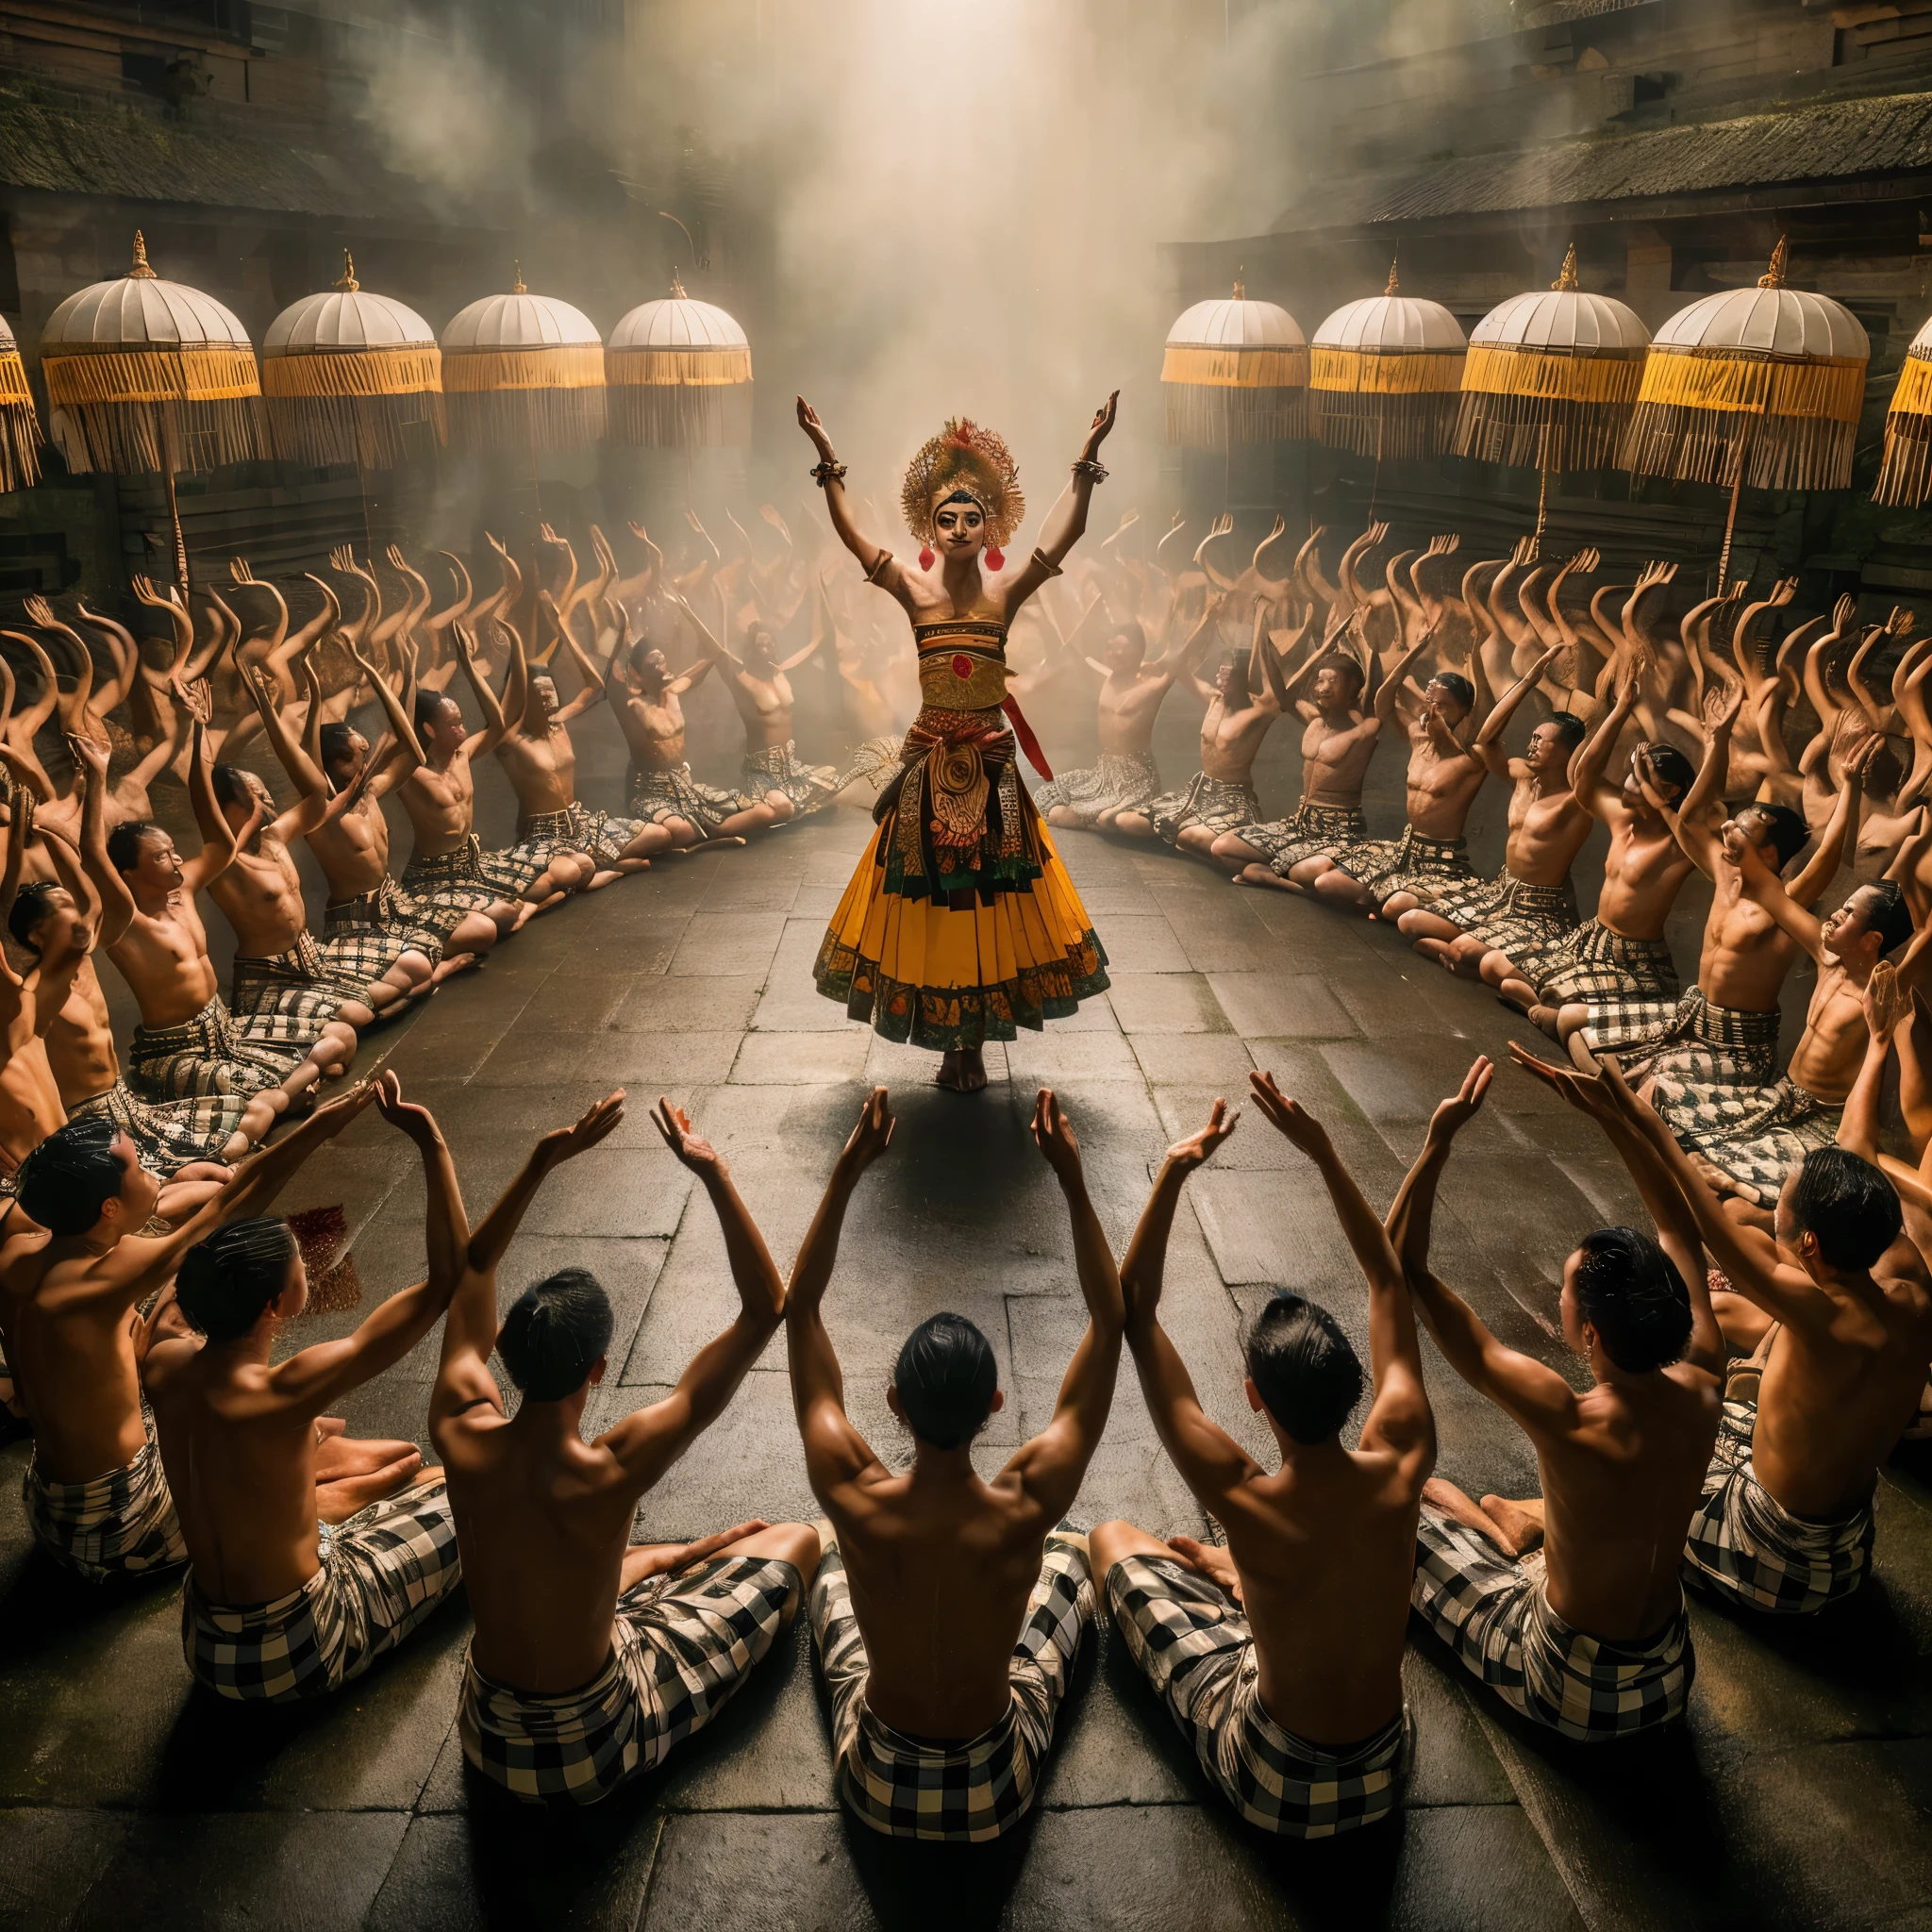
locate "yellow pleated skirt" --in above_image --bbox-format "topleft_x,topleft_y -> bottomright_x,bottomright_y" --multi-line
816,752 -> 1109,1053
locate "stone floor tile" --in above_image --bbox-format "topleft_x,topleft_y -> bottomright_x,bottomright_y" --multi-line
1131,1035 -> 1257,1088
1210,973 -> 1357,1040
668,911 -> 790,978
1108,972 -> 1232,1035
1091,912 -> 1192,974
603,975 -> 768,1032
731,1030 -> 873,1084
0,1808 -> 134,1929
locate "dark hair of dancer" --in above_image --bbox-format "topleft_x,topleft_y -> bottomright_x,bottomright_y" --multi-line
1428,672 -> 1474,711
1857,880 -> 1913,958
105,821 -> 163,875
1571,1227 -> 1690,1373
8,881 -> 61,955
319,722 -> 358,776
498,1268 -> 614,1400
1788,1148 -> 1903,1273
1641,743 -> 1694,803
893,1312 -> 997,1449
14,1114 -> 124,1236
210,762 -> 254,809
176,1219 -> 301,1341
413,689 -> 458,736
1737,802 -> 1807,871
1244,1292 -> 1363,1443
1548,712 -> 1589,752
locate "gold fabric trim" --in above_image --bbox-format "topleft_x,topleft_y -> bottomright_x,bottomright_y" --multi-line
1160,343 -> 1309,390
606,345 -> 753,388
1460,342 -> 1645,405
43,345 -> 260,406
441,344 -> 605,393
918,648 -> 1010,709
1309,346 -> 1465,396
1631,347 -> 1866,426
262,344 -> 441,399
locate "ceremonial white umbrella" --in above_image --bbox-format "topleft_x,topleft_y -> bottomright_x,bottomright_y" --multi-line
262,253 -> 443,470
0,313 -> 42,491
1874,311 -> 1932,508
607,276 -> 752,449
441,270 -> 606,455
1308,264 -> 1466,461
1160,279 -> 1307,448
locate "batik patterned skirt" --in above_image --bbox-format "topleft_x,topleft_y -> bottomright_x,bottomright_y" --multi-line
816,704 -> 1108,1053
1032,748 -> 1161,820
401,836 -> 509,940
69,1078 -> 246,1177
1332,826 -> 1474,910
128,995 -> 310,1104
1536,918 -> 1679,1013
1145,772 -> 1259,845
321,876 -> 445,980
630,762 -> 753,838
25,1408 -> 186,1582
229,930 -> 369,1045
1228,801 -> 1369,878
744,741 -> 839,817
1459,875 -> 1580,978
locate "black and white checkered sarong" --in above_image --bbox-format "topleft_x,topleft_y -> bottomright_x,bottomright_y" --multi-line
1460,874 -> 1580,978
182,1475 -> 461,1701
1229,801 -> 1369,878
1107,1555 -> 1409,1836
1147,773 -> 1259,845
1412,1507 -> 1691,1740
128,995 -> 310,1105
461,1554 -> 801,1804
1331,826 -> 1474,910
629,762 -> 754,837
228,930 -> 365,1045
1033,749 -> 1162,819
24,1408 -> 185,1582
321,875 -> 445,978
811,1533 -> 1090,1840
69,1078 -> 246,1177
1537,918 -> 1679,1009
1681,1399 -> 1874,1614
401,836 -> 510,941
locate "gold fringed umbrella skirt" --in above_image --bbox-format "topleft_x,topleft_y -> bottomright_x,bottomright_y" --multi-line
815,709 -> 1108,1053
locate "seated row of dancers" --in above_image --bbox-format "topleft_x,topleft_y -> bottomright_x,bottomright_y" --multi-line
5,1040 -> 1925,1841
0,520 -> 863,1226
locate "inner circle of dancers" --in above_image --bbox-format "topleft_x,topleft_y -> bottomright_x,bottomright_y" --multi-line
0,500 -> 1927,1843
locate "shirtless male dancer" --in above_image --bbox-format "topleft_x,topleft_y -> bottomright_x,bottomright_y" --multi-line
1396,691 -> 1590,984
616,634 -> 776,846
441,1091 -> 817,1805
487,614 -> 668,893
787,1086 -> 1124,1840
310,640 -> 496,985
1091,1074 -> 1437,1837
397,629 -> 537,940
0,795 -> 66,1186
16,760 -> 256,1194
685,603 -> 837,822
87,718 -> 334,1126
1608,1062 -> 1932,1613
1616,716 -> 1862,1195
1035,605 -> 1210,831
1399,1052 -> 1724,1739
0,1087 -> 392,1583
146,1074 -> 471,1700
1116,601 -> 1279,856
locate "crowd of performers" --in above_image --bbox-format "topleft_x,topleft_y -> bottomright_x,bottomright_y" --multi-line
0,432 -> 1928,1852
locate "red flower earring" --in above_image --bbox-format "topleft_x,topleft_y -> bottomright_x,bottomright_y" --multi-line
918,545 -> 935,570
985,544 -> 1005,571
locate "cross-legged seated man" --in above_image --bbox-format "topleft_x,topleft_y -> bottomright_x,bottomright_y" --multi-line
1610,1066 -> 1932,1614
145,1074 -> 472,1700
1090,1073 -> 1437,1838
1397,1051 -> 1724,1740
437,1091 -> 817,1805
0,1092 -> 379,1583
785,1086 -> 1124,1840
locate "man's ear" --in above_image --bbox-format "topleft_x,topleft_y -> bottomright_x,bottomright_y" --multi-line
989,1389 -> 1005,1415
589,1357 -> 608,1387
1243,1375 -> 1264,1415
886,1384 -> 904,1424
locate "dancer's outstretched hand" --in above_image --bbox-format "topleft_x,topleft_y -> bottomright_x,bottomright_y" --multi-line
1165,1097 -> 1238,1174
839,1086 -> 895,1175
540,1091 -> 625,1171
653,1097 -> 724,1177
1428,1055 -> 1494,1142
1248,1071 -> 1329,1158
1031,1088 -> 1083,1184
372,1070 -> 437,1143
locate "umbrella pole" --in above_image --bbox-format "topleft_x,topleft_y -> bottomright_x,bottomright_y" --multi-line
1532,420 -> 1551,563
161,400 -> 189,596
1717,412 -> 1756,591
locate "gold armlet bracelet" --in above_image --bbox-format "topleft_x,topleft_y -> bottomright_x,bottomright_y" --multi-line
810,458 -> 847,488
864,550 -> 894,585
1071,458 -> 1108,484
1030,548 -> 1064,579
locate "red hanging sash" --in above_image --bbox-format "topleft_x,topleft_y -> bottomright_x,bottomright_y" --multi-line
1001,695 -> 1053,782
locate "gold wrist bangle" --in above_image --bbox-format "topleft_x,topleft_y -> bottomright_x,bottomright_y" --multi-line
1030,548 -> 1063,578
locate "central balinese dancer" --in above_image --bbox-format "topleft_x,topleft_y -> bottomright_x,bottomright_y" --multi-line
797,394 -> 1116,1092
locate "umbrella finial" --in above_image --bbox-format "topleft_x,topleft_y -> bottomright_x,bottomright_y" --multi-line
511,261 -> 528,295
1232,267 -> 1246,301
1385,257 -> 1400,297
1758,235 -> 1790,289
670,272 -> 688,299
335,249 -> 359,292
129,231 -> 157,280
1552,242 -> 1579,292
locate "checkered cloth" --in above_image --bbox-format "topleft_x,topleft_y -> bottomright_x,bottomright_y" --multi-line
128,995 -> 310,1105
630,762 -> 755,837
1147,773 -> 1260,845
505,802 -> 651,882
229,930 -> 368,1046
1032,749 -> 1162,819
460,1553 -> 802,1805
1411,1507 -> 1692,1740
1672,1077 -> 1841,1207
1331,826 -> 1474,910
182,1475 -> 462,1701
69,1078 -> 247,1177
1536,918 -> 1679,1009
24,1408 -> 186,1582
1106,1555 -> 1410,1837
1616,991 -> 1786,1175
1681,1398 -> 1874,1614
812,1532 -> 1091,1840
743,740 -> 840,816
401,836 -> 511,941
1459,874 -> 1580,978
1229,801 -> 1370,878
321,875 -> 445,978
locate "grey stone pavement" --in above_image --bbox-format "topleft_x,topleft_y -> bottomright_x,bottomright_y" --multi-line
3,799 -> 1931,1930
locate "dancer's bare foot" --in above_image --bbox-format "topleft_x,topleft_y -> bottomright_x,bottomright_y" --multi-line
936,1047 -> 988,1092
428,952 -> 481,986
1480,1494 -> 1545,1556
317,1447 -> 423,1522
1423,1476 -> 1523,1553
1233,863 -> 1296,892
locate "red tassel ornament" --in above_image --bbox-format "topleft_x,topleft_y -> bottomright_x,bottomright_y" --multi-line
918,545 -> 935,570
985,544 -> 1005,571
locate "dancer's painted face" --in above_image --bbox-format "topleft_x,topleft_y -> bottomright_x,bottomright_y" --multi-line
932,496 -> 986,558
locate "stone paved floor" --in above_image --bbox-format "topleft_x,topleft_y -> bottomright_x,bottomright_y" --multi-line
3,805 -> 1930,1931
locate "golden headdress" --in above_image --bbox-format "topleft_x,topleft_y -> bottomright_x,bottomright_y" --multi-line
901,417 -> 1024,548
